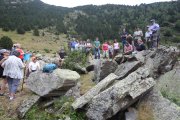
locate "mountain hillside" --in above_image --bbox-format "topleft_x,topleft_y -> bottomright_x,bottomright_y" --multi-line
0,0 -> 179,43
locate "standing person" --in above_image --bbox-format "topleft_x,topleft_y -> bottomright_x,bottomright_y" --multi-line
23,50 -> 31,63
75,40 -> 79,50
16,44 -> 24,61
0,49 -> 10,96
149,19 -> 160,48
28,57 -> 40,73
133,27 -> 143,49
70,38 -> 77,52
145,26 -> 152,49
102,41 -> 109,60
1,50 -> 24,100
58,47 -> 66,67
121,28 -> 128,53
85,39 -> 93,60
113,39 -> 120,58
93,37 -> 101,59
108,41 -> 113,59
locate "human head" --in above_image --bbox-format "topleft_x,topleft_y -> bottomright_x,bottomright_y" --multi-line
114,39 -> 117,43
32,57 -> 37,62
123,28 -> 126,32
150,19 -> 155,24
0,49 -> 10,56
16,43 -> 21,49
138,39 -> 143,44
125,42 -> 129,46
96,37 -> 99,41
12,50 -> 20,57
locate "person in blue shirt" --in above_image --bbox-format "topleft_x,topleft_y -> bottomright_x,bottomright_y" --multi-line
121,28 -> 128,52
23,50 -> 31,63
70,38 -> 77,52
149,19 -> 160,48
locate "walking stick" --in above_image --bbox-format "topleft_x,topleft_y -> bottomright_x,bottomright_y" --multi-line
21,64 -> 26,91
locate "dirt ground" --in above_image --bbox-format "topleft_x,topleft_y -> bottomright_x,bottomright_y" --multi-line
0,79 -> 33,120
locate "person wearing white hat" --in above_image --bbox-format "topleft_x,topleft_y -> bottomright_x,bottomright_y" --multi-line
149,19 -> 160,48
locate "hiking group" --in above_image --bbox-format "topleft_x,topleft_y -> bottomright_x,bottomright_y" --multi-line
0,19 -> 160,101
69,19 -> 160,59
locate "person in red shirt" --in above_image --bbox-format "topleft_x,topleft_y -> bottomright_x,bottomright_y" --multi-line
102,41 -> 109,59
16,44 -> 24,61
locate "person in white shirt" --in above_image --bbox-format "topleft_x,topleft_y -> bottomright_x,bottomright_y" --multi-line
113,39 -> 120,58
145,26 -> 153,49
28,57 -> 40,73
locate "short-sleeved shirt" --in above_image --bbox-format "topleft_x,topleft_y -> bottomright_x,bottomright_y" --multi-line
94,40 -> 100,48
17,49 -> 24,60
24,53 -> 31,61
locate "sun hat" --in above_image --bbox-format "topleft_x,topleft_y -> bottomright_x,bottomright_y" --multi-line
0,49 -> 9,54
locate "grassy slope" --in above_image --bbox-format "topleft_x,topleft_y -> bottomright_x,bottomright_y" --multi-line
0,29 -> 68,55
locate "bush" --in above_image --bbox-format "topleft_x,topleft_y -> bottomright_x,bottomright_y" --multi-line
44,48 -> 50,53
163,29 -> 173,37
62,51 -> 87,70
175,20 -> 180,31
17,27 -> 25,34
172,36 -> 180,43
33,28 -> 40,36
0,36 -> 13,49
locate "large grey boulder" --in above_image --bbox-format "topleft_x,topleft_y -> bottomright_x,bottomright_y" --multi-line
17,94 -> 40,118
72,73 -> 118,110
86,68 -> 155,120
99,61 -> 118,81
138,88 -> 180,120
26,69 -> 80,97
114,61 -> 142,80
144,46 -> 179,78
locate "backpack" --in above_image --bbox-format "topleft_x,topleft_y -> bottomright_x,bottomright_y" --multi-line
43,63 -> 57,73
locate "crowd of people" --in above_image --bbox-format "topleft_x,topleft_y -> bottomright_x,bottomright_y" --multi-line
69,19 -> 160,59
0,19 -> 160,101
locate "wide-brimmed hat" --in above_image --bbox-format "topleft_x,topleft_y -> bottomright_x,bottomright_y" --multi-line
150,19 -> 155,22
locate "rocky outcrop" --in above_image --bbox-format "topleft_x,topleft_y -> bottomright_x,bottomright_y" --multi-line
114,61 -> 142,79
85,68 -> 155,120
144,46 -> 179,78
26,69 -> 80,97
17,94 -> 40,118
72,73 -> 118,109
99,61 -> 118,81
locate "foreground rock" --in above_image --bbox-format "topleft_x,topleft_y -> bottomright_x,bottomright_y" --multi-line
26,69 -> 80,97
74,63 -> 87,74
17,94 -> 40,118
72,73 -> 118,109
138,88 -> 180,120
114,61 -> 142,79
86,68 -> 155,120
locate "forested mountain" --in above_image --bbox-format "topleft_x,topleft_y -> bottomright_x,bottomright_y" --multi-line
0,0 -> 180,42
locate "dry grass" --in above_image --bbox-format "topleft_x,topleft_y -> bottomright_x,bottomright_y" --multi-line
80,72 -> 95,95
0,29 -> 68,54
137,102 -> 154,120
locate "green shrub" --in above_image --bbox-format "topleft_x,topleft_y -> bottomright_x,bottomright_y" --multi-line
175,20 -> 180,31
44,48 -> 50,53
163,29 -> 173,37
17,27 -> 25,34
172,36 -> 180,43
33,28 -> 40,36
62,51 -> 87,70
0,36 -> 13,49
